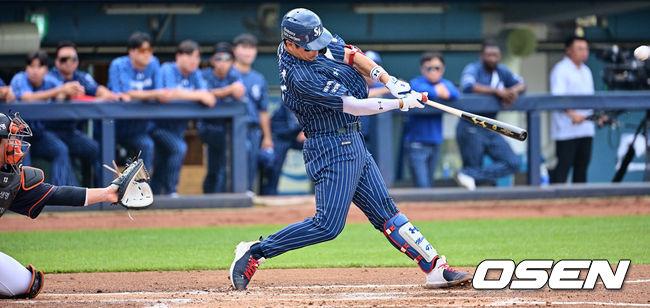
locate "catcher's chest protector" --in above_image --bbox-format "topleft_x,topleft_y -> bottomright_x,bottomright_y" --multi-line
0,166 -> 44,218
0,168 -> 21,218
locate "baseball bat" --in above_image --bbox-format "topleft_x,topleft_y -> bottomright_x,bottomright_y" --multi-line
422,99 -> 528,142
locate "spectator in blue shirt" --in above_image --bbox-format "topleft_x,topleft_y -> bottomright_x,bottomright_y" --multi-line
108,32 -> 166,170
199,42 -> 246,193
232,33 -> 272,192
455,40 -> 525,190
49,41 -> 123,101
0,78 -> 15,102
404,52 -> 459,188
150,40 -> 215,196
47,40 -> 119,187
10,50 -> 84,186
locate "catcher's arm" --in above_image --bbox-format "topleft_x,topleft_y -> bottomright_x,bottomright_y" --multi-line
87,186 -> 119,204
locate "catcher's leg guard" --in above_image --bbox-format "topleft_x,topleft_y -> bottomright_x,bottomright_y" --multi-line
383,213 -> 438,273
0,261 -> 44,299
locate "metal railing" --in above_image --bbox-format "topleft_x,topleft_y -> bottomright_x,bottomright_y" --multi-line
3,91 -> 650,191
1,101 -> 249,192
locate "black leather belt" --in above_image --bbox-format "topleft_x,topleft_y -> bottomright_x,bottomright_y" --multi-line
305,122 -> 361,138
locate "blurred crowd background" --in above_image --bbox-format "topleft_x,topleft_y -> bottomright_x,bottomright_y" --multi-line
0,1 -> 649,196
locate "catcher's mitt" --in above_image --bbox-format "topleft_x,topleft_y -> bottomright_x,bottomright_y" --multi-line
104,157 -> 153,209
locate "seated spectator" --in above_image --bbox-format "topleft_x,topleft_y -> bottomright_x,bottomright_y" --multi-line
259,103 -> 305,195
199,42 -> 246,193
108,32 -> 165,170
232,33 -> 272,191
48,40 -> 123,101
404,52 -> 459,188
46,40 -> 110,187
0,78 -> 15,102
150,40 -> 215,196
456,40 -> 525,190
10,50 -> 83,185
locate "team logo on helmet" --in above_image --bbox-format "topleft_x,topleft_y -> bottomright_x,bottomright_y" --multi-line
313,26 -> 322,37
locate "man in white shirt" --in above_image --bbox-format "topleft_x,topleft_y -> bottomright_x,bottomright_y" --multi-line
549,35 -> 604,183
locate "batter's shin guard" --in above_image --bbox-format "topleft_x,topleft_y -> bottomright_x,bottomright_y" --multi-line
383,213 -> 439,273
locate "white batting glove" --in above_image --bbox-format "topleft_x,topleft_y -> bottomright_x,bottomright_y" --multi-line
400,91 -> 428,111
385,76 -> 412,98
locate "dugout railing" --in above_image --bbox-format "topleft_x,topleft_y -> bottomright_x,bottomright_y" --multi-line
373,91 -> 650,187
1,101 -> 249,194
2,91 -> 650,196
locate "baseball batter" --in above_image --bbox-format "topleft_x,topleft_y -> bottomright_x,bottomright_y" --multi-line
230,8 -> 472,290
0,112 -> 149,299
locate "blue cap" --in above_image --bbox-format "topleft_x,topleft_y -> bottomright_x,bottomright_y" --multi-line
281,8 -> 333,51
365,50 -> 382,65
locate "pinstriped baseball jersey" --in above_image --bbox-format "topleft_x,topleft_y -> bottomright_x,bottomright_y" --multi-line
257,34 -> 399,258
107,55 -> 161,136
155,62 -> 208,135
277,34 -> 368,135
10,72 -> 63,133
47,67 -> 100,96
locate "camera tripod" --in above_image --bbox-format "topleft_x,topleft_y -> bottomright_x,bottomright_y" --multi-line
612,110 -> 650,182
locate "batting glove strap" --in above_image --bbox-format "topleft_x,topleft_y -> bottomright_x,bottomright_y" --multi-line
385,76 -> 412,98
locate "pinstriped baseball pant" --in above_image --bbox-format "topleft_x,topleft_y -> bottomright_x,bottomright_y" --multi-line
150,127 -> 187,195
456,120 -> 521,182
51,129 -> 101,187
259,128 -> 399,258
27,130 -> 77,186
198,122 -> 228,193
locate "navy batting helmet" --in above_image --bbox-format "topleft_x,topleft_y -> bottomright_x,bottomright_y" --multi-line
281,8 -> 333,51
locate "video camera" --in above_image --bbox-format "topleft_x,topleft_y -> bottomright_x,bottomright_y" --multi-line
597,45 -> 650,90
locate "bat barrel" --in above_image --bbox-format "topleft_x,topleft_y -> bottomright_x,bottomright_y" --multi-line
461,113 -> 528,141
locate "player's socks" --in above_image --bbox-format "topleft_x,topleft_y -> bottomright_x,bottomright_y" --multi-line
250,243 -> 265,260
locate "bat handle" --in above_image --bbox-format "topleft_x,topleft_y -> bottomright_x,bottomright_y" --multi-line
411,90 -> 428,103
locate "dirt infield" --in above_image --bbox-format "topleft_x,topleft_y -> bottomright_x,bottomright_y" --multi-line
8,266 -> 650,307
2,196 -> 650,307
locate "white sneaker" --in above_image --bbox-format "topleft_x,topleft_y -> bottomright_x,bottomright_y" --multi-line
425,256 -> 473,289
454,172 -> 476,191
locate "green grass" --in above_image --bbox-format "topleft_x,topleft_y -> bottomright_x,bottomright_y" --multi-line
0,215 -> 648,273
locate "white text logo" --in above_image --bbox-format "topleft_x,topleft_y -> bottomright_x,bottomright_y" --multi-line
472,259 -> 630,290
